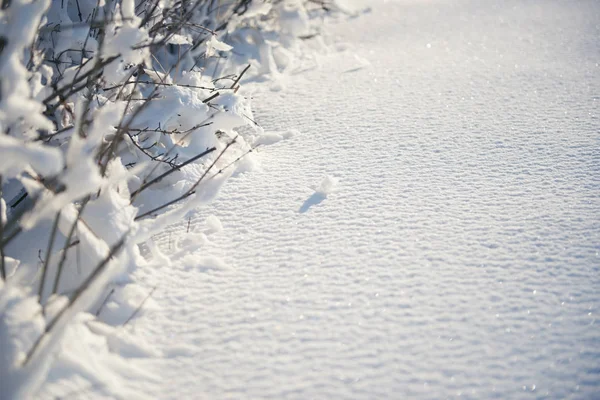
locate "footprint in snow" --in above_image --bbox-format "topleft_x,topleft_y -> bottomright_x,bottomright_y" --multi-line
299,175 -> 338,213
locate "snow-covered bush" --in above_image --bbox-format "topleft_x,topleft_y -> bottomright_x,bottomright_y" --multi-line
0,0 -> 340,397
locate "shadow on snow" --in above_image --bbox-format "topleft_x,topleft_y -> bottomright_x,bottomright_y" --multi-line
298,192 -> 326,213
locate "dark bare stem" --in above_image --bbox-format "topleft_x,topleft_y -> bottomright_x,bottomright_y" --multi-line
122,286 -> 156,326
74,0 -> 83,21
43,55 -> 120,109
0,175 -> 5,280
135,115 -> 215,190
230,63 -> 251,89
138,0 -> 161,28
99,74 -> 153,175
125,131 -> 179,169
39,18 -> 135,32
0,226 -> 22,249
189,135 -> 238,193
95,287 -> 115,316
202,92 -> 220,103
126,121 -> 212,136
39,211 -> 61,300
109,65 -> 141,103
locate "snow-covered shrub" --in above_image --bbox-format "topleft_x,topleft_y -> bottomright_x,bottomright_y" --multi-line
0,0 -> 339,397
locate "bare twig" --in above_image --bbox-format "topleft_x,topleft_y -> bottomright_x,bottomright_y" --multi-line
39,211 -> 61,300
134,136 -> 237,220
0,175 -> 5,280
52,197 -> 90,296
130,146 -> 216,200
25,231 -> 129,366
122,286 -> 156,326
202,92 -> 220,103
95,287 -> 115,317
230,63 -> 251,89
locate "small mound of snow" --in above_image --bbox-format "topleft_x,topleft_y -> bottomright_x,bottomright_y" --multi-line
205,215 -> 223,234
86,319 -> 159,358
106,329 -> 160,358
285,129 -> 298,139
235,152 -> 259,174
242,2 -> 272,19
181,254 -> 231,273
254,130 -> 296,146
353,53 -> 371,68
270,78 -> 286,92
315,175 -> 338,197
177,232 -> 209,252
99,284 -> 157,326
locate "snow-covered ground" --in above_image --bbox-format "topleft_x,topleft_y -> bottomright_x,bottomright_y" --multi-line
41,0 -> 599,398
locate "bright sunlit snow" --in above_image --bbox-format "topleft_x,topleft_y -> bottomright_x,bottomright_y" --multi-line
1,0 -> 599,399
126,1 -> 599,399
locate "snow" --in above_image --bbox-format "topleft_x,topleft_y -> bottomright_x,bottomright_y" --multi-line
2,0 -> 599,398
0,134 -> 63,178
204,215 -> 223,235
124,0 -> 597,398
1,0 -> 278,395
254,129 -> 297,146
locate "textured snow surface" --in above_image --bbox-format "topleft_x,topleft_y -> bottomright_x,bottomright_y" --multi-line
130,0 -> 598,399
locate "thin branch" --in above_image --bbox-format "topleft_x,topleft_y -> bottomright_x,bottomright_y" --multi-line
134,136 -> 237,220
102,80 -> 231,92
130,146 -> 216,200
122,286 -> 156,326
126,121 -> 212,136
39,18 -> 136,32
95,287 -> 114,316
39,211 -> 61,300
230,63 -> 250,89
25,231 -> 129,366
52,197 -> 90,296
43,55 -> 120,110
202,92 -> 219,103
209,144 -> 260,179
0,175 -> 5,280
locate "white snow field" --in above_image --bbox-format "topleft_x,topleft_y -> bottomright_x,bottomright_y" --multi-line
43,0 -> 599,398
